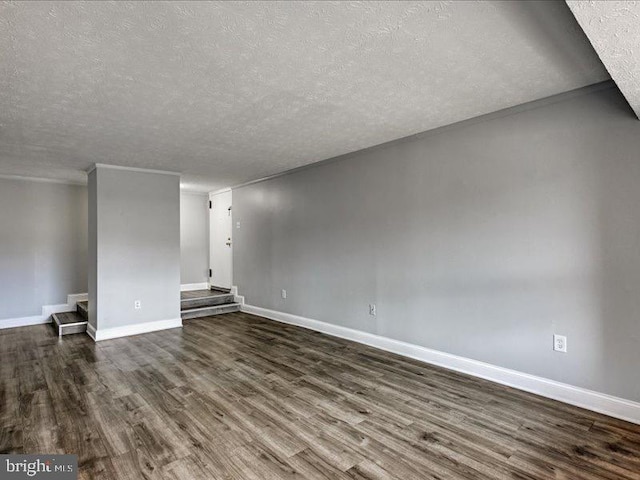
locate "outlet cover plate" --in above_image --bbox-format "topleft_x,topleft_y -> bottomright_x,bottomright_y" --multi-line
554,334 -> 567,353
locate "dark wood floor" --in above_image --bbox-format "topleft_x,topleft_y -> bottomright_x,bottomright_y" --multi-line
1,312 -> 640,479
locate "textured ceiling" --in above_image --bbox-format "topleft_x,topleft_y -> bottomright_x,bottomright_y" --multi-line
0,1 -> 609,192
567,1 -> 640,119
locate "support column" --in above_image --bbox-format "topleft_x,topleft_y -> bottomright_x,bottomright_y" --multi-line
87,164 -> 181,341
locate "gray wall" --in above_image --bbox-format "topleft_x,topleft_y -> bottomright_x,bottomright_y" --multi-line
180,192 -> 209,285
0,178 -> 87,321
89,167 -> 181,331
234,83 -> 640,402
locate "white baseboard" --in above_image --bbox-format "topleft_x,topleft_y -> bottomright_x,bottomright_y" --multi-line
89,318 -> 182,342
241,303 -> 640,425
86,323 -> 97,341
180,283 -> 210,292
232,285 -> 243,305
0,292 -> 88,330
0,315 -> 50,329
67,293 -> 88,305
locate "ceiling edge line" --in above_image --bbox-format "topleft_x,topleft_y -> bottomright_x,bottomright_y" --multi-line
230,80 -> 616,191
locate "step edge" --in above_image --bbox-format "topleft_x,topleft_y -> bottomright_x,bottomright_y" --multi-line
52,313 -> 88,327
181,303 -> 240,313
58,321 -> 89,327
180,299 -> 236,308
181,294 -> 235,302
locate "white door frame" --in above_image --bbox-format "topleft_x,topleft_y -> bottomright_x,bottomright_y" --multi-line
209,189 -> 233,290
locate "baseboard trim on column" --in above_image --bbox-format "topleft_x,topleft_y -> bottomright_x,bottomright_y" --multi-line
89,318 -> 183,342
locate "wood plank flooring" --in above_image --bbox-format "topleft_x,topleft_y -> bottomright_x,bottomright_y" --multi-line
1,312 -> 640,479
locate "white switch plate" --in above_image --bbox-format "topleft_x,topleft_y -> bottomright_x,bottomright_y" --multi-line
236,221 -> 241,229
553,334 -> 567,353
369,304 -> 376,316
281,289 -> 287,299
134,300 -> 141,310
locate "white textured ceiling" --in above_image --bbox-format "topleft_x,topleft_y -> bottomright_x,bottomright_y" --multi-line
567,1 -> 640,119
1,1 -> 609,192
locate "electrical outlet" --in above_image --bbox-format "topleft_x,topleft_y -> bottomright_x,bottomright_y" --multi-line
369,304 -> 376,316
134,300 -> 141,310
553,334 -> 567,353
236,221 -> 241,229
281,289 -> 287,299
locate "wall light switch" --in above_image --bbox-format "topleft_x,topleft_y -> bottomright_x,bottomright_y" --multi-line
369,304 -> 377,316
281,289 -> 287,299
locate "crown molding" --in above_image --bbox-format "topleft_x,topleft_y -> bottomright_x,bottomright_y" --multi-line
87,163 -> 181,176
0,174 -> 86,186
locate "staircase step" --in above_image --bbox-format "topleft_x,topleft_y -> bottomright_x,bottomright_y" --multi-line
52,312 -> 87,336
181,303 -> 241,320
76,300 -> 88,320
62,293 -> 238,329
180,293 -> 235,310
